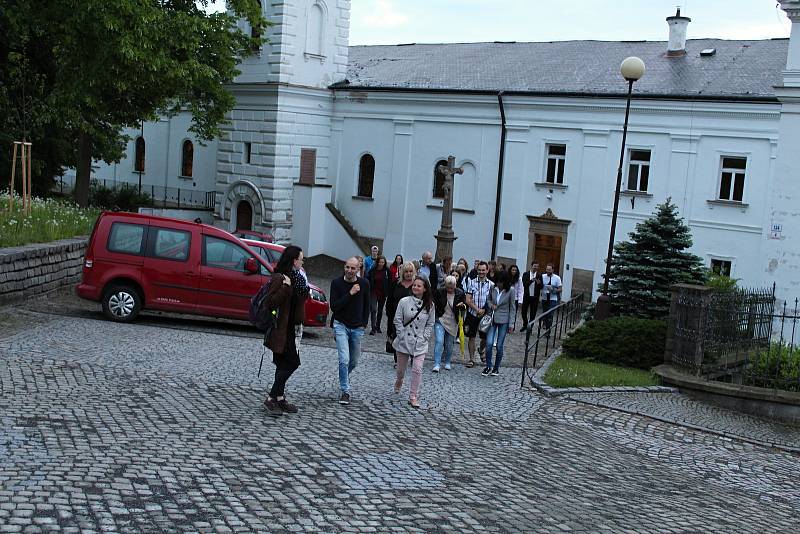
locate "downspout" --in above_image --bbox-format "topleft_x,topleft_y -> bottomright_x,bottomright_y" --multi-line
491,92 -> 507,260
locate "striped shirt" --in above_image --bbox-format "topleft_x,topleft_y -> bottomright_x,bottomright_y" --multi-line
466,277 -> 494,316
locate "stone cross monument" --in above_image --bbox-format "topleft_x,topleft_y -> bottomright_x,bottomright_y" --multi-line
434,155 -> 463,262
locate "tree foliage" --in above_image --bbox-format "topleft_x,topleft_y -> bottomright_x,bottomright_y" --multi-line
605,198 -> 706,318
0,0 -> 267,204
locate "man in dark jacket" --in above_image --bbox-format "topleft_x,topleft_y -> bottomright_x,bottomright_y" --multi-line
329,257 -> 370,405
521,261 -> 542,331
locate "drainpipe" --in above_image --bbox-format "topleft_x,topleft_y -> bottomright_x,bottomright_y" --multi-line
491,92 -> 507,260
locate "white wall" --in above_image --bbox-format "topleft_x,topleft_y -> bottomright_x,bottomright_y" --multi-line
330,90 -> 784,298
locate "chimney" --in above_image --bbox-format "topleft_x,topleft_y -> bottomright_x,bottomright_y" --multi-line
666,7 -> 691,57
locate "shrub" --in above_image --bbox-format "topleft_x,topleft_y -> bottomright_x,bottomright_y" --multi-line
562,317 -> 667,370
747,344 -> 800,392
89,181 -> 152,212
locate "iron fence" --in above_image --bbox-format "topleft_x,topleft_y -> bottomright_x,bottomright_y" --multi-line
520,294 -> 584,388
669,283 -> 800,391
55,176 -> 216,210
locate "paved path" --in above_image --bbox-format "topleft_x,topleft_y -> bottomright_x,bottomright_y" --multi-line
1,309 -> 799,532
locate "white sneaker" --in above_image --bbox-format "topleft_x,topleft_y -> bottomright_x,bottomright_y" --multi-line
432,365 -> 440,373
444,364 -> 451,370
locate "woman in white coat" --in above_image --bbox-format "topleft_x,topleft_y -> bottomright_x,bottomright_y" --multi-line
392,276 -> 436,408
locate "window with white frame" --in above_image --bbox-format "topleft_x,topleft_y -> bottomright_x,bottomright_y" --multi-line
718,156 -> 746,202
545,144 -> 566,184
710,259 -> 732,277
626,149 -> 651,192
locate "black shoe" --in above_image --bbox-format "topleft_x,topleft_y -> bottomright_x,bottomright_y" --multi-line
377,327 -> 382,333
339,392 -> 351,405
490,368 -> 499,376
520,326 -> 527,332
481,368 -> 491,377
277,399 -> 298,413
263,398 -> 283,417
369,330 -> 376,335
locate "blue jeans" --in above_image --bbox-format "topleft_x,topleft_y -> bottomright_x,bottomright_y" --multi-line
433,321 -> 456,367
485,323 -> 509,370
333,320 -> 364,393
541,299 -> 557,330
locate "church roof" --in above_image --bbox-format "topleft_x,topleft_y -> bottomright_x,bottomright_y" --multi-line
338,39 -> 788,101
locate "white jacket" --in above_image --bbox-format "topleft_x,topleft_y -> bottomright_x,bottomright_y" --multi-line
392,296 -> 436,356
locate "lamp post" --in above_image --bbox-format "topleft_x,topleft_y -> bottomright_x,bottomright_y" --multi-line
594,56 -> 645,320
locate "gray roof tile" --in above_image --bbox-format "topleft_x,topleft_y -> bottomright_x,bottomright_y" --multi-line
339,39 -> 788,99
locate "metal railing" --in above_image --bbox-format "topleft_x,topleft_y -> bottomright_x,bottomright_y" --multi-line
55,176 -> 217,210
520,294 -> 585,388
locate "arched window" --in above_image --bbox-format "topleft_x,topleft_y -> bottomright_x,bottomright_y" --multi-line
134,137 -> 145,173
181,140 -> 194,178
306,2 -> 325,56
357,154 -> 375,198
432,159 -> 449,199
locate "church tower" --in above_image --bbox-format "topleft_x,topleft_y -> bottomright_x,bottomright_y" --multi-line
214,0 -> 350,241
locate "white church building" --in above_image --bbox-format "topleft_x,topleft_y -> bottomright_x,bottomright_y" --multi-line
84,1 -> 800,302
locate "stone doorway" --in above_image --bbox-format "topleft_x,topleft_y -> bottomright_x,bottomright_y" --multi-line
236,200 -> 253,231
527,208 -> 570,280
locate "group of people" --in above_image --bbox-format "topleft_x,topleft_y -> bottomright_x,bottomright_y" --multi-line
258,244 -> 563,414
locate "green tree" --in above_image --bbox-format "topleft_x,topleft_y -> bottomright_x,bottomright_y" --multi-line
0,0 -> 267,204
605,198 -> 706,318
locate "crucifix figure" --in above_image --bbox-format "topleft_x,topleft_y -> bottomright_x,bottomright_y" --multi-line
434,155 -> 463,263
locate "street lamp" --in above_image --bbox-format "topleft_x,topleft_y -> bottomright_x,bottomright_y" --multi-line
594,56 -> 646,320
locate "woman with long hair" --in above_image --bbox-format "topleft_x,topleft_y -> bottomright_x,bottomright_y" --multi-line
368,255 -> 389,334
482,271 -> 516,377
392,276 -> 435,407
386,262 -> 417,366
389,254 -> 404,284
262,245 -> 309,416
508,264 -> 522,333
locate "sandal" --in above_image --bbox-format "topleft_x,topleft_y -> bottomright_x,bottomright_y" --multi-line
408,398 -> 420,408
466,360 -> 475,368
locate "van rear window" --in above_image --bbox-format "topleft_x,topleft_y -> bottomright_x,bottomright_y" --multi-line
107,222 -> 146,255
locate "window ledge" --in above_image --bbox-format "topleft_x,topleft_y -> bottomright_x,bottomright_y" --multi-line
620,190 -> 653,198
352,195 -> 374,201
534,182 -> 568,190
426,202 -> 475,214
707,199 -> 749,209
177,175 -> 193,181
304,52 -> 326,62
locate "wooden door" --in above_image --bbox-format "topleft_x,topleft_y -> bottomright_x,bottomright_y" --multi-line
236,201 -> 253,231
533,233 -> 562,275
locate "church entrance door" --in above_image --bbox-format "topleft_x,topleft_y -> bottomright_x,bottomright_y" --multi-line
533,234 -> 563,275
236,200 -> 253,231
527,208 -> 570,285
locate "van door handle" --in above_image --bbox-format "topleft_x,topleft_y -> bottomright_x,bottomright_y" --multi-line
202,274 -> 214,281
186,271 -> 197,278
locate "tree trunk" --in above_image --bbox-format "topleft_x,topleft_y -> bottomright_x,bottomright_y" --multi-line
74,131 -> 92,207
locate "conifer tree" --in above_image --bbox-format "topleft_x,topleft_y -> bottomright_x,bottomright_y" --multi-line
605,198 -> 705,318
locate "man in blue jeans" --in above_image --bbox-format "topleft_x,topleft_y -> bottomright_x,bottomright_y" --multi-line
329,257 -> 371,405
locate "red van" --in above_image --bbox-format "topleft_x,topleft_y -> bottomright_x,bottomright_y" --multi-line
76,212 -> 329,326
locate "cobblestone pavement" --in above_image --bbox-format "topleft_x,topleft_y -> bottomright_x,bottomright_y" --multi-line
566,392 -> 800,450
1,311 -> 799,533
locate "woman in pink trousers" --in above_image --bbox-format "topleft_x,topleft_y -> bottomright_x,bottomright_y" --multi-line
392,276 -> 436,408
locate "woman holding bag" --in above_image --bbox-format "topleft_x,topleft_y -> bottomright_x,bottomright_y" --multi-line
392,276 -> 435,408
483,271 -> 515,377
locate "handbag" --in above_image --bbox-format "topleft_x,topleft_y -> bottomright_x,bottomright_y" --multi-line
478,311 -> 494,333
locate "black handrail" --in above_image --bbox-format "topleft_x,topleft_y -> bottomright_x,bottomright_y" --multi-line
520,294 -> 584,388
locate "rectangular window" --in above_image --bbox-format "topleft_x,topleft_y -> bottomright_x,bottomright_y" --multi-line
203,235 -> 252,271
107,223 -> 146,256
711,259 -> 732,277
718,156 -> 746,202
299,148 -> 316,185
626,149 -> 651,192
545,144 -> 566,184
245,142 -> 252,164
149,227 -> 190,262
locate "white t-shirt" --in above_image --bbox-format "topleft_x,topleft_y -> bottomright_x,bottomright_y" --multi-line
541,273 -> 562,302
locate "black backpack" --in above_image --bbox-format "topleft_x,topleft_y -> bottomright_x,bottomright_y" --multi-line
249,282 -> 278,333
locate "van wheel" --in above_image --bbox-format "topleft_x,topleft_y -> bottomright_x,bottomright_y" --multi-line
102,284 -> 142,322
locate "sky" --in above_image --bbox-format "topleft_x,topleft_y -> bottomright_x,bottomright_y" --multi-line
347,0 -> 791,45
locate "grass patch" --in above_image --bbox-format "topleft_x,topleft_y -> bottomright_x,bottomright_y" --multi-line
0,193 -> 100,248
543,356 -> 661,388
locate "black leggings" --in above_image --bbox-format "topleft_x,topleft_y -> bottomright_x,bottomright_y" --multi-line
269,357 -> 299,398
269,331 -> 300,398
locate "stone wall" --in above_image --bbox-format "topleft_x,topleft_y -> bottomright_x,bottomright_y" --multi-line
0,237 -> 87,304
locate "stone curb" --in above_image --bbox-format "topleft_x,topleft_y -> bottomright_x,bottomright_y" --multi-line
566,396 -> 800,455
528,349 -> 677,396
